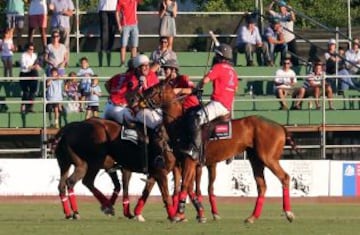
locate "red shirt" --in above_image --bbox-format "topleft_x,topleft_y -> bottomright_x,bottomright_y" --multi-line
167,75 -> 200,111
106,73 -> 131,105
127,70 -> 159,93
117,0 -> 138,26
206,62 -> 238,110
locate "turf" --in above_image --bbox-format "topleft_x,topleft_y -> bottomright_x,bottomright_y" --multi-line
0,199 -> 359,235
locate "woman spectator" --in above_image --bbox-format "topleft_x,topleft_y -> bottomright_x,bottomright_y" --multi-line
44,30 -> 68,76
159,0 -> 177,50
19,42 -> 41,113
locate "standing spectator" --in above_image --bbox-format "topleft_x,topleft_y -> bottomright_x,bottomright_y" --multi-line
28,0 -> 48,51
234,16 -> 269,66
292,62 -> 334,110
181,43 -> 238,160
6,0 -> 25,48
77,57 -> 94,112
64,71 -> 80,113
159,0 -> 177,50
48,0 -> 75,52
273,57 -> 297,110
44,30 -> 68,76
150,36 -> 177,76
116,0 -> 141,66
0,28 -> 16,79
268,0 -> 298,66
264,17 -> 287,66
19,42 -> 41,113
46,68 -> 64,128
85,76 -> 102,119
98,0 -> 117,67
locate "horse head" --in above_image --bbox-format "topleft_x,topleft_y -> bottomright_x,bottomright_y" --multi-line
140,80 -> 177,109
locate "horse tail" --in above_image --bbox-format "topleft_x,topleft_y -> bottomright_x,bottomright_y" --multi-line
44,127 -> 66,154
284,127 -> 302,158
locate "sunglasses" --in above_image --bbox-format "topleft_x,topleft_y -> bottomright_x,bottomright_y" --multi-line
28,48 -> 34,51
52,35 -> 60,38
161,41 -> 168,44
284,62 -> 291,65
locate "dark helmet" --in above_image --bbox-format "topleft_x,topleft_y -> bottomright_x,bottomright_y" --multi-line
214,43 -> 233,61
162,59 -> 179,70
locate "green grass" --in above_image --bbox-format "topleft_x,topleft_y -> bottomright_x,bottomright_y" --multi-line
0,199 -> 359,235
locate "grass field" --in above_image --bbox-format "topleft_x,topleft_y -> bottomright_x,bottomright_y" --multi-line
0,197 -> 359,235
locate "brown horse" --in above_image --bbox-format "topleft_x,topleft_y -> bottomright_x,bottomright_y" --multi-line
52,117 -> 179,220
139,81 -> 296,223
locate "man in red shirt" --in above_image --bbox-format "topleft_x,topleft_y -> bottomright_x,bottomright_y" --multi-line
116,0 -> 141,66
182,43 -> 238,160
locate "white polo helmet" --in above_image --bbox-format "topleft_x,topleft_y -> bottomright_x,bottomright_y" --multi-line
133,54 -> 150,68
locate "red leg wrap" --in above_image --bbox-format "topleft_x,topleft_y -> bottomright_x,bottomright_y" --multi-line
166,204 -> 176,218
172,194 -> 179,211
283,187 -> 291,212
252,196 -> 265,218
60,194 -> 72,217
122,197 -> 131,217
68,188 -> 78,212
134,198 -> 145,216
209,194 -> 218,215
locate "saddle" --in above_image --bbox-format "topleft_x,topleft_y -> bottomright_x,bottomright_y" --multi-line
204,114 -> 232,141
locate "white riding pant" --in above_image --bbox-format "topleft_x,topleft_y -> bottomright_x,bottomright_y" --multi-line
197,101 -> 229,125
103,102 -> 130,124
135,108 -> 163,129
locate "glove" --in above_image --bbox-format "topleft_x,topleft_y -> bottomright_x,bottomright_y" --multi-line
191,87 -> 203,98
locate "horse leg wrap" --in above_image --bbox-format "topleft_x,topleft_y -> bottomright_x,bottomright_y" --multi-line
110,190 -> 120,206
252,196 -> 265,218
67,188 -> 78,212
191,197 -> 204,218
209,194 -> 219,215
283,187 -> 291,212
122,197 -> 131,217
177,192 -> 187,214
172,194 -> 179,211
166,204 -> 176,219
60,194 -> 72,217
134,198 -> 145,216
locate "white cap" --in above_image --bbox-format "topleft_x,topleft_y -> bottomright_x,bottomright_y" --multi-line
133,54 -> 150,68
328,39 -> 336,45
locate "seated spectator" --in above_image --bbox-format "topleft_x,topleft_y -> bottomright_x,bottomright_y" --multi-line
268,0 -> 298,66
150,36 -> 177,76
19,42 -> 41,113
337,46 -> 360,92
292,62 -> 335,110
273,57 -> 297,110
64,71 -> 80,112
264,17 -> 287,66
234,15 -> 269,66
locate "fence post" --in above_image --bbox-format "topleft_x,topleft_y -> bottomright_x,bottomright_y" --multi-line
42,74 -> 48,159
321,73 -> 327,159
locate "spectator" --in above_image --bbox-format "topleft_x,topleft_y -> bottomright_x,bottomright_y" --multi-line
85,76 -> 102,119
150,36 -> 177,76
292,62 -> 334,110
273,57 -> 297,110
337,46 -> 360,92
234,16 -> 269,66
98,0 -> 117,67
6,0 -> 25,48
44,30 -> 68,76
103,59 -> 134,124
345,38 -> 360,78
48,0 -> 75,52
19,42 -> 41,113
268,0 -> 298,66
77,57 -> 95,112
264,17 -> 287,66
64,71 -> 80,113
28,0 -> 48,51
116,0 -> 141,66
159,0 -> 177,50
46,68 -> 64,128
0,28 -> 16,80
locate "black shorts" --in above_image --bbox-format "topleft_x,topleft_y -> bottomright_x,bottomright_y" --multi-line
86,106 -> 99,112
46,103 -> 60,112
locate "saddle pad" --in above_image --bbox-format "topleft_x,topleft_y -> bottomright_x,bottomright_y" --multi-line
209,121 -> 232,140
121,126 -> 138,144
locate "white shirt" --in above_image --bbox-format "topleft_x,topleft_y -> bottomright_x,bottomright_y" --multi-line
270,11 -> 295,43
236,25 -> 262,46
29,0 -> 48,15
274,68 -> 297,89
345,48 -> 360,74
20,52 -> 38,73
0,38 -> 14,57
98,0 -> 117,11
303,72 -> 322,89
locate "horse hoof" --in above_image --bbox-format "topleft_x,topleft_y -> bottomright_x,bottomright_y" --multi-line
285,211 -> 295,223
173,214 -> 188,223
125,213 -> 135,219
72,212 -> 80,220
65,215 -> 73,220
134,214 -> 146,222
212,213 -> 221,220
196,216 -> 207,223
244,216 -> 256,224
101,206 -> 115,216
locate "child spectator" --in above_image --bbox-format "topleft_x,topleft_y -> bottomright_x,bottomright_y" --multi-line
85,75 -> 102,119
0,28 -> 16,79
77,56 -> 94,112
46,68 -> 63,128
64,71 -> 80,112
